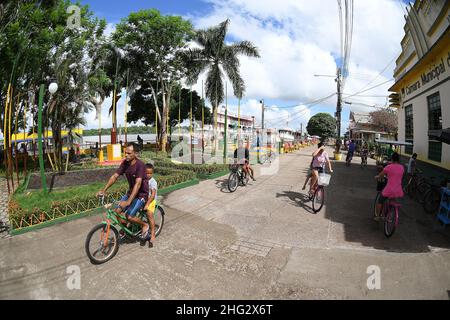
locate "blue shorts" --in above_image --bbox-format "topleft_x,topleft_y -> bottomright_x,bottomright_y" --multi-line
116,195 -> 145,217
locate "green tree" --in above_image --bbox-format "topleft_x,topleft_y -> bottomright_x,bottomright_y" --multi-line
306,113 -> 336,141
127,84 -> 211,131
112,9 -> 194,152
184,19 -> 260,149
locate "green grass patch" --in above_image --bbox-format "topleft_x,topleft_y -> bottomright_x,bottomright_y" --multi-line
13,180 -> 128,212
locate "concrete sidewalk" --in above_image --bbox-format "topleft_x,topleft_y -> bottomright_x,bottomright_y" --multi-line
1,146 -> 449,299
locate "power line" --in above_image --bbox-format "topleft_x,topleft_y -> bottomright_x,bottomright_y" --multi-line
342,78 -> 394,99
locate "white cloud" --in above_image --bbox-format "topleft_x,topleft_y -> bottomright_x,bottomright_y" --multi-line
187,0 -> 404,124
82,0 -> 405,131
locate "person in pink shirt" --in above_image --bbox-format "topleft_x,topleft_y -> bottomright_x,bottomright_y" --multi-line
374,152 -> 404,219
309,143 -> 333,195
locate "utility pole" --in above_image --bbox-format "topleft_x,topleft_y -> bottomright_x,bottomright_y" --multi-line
260,99 -> 265,129
336,68 -> 342,146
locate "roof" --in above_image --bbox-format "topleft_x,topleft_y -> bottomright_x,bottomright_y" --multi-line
350,112 -> 371,124
375,139 -> 413,146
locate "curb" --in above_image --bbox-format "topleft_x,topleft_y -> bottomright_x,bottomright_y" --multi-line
9,178 -> 200,236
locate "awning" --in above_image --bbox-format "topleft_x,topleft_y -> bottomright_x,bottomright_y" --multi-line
375,139 -> 413,146
428,128 -> 450,144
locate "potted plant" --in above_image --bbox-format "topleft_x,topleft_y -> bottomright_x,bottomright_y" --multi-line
334,138 -> 342,161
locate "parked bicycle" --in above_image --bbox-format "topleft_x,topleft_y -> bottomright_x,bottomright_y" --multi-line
422,177 -> 450,215
85,195 -> 165,264
227,163 -> 249,192
373,177 -> 401,238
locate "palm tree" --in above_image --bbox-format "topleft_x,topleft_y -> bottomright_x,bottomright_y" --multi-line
184,19 -> 260,150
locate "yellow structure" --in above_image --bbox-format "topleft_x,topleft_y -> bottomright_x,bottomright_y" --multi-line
106,144 -> 122,161
389,0 -> 450,170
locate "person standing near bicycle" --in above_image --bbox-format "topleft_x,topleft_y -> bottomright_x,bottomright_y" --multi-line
233,141 -> 256,181
309,143 -> 333,196
407,153 -> 417,177
96,142 -> 150,239
374,152 -> 404,220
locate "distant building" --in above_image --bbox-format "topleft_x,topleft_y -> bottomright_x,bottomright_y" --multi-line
348,111 -> 395,143
216,106 -> 254,134
389,0 -> 450,171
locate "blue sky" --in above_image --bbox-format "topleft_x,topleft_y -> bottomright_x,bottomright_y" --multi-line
77,0 -> 408,135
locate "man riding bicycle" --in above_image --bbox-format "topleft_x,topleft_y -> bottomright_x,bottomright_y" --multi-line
96,142 -> 150,240
233,141 -> 256,181
346,140 -> 356,164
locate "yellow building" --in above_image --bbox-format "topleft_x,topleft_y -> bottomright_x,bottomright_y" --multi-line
389,0 -> 450,170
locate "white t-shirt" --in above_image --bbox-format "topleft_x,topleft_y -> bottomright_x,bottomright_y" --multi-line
148,178 -> 158,201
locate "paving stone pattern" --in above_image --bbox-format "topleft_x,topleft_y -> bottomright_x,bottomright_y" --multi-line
0,178 -> 11,238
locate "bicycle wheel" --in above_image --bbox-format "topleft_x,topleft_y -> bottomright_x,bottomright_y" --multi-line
423,188 -> 441,215
416,182 -> 430,204
85,223 -> 119,264
142,206 -> 165,237
241,172 -> 249,186
384,204 -> 397,238
312,186 -> 325,213
227,172 -> 238,192
373,192 -> 381,220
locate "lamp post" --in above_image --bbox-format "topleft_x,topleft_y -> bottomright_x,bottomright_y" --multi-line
37,82 -> 58,193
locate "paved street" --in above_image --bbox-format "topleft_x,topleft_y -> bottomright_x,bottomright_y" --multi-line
1,145 -> 450,299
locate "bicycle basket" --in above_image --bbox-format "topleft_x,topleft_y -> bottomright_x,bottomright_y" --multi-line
318,173 -> 331,186
229,164 -> 239,173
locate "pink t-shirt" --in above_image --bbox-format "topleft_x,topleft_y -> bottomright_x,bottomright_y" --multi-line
382,163 -> 405,198
312,151 -> 329,168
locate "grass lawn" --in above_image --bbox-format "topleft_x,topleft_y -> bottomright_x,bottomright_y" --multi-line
12,180 -> 128,212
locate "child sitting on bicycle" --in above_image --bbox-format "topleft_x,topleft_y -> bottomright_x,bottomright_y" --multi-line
374,152 -> 404,220
144,163 -> 158,245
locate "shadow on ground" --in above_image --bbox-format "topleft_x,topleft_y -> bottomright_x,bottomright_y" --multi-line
323,158 -> 450,253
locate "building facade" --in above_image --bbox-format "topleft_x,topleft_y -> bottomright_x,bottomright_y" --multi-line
216,106 -> 254,134
389,0 -> 450,170
348,112 -> 395,143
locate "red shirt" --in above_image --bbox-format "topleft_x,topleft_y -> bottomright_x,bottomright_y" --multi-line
116,159 -> 149,201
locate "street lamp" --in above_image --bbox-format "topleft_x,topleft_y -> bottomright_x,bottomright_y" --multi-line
49,82 -> 58,95
37,81 -> 58,193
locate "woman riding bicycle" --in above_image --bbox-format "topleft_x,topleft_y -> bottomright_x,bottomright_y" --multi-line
374,152 -> 404,220
309,143 -> 333,196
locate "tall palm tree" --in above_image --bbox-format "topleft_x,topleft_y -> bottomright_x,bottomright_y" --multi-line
184,19 -> 260,147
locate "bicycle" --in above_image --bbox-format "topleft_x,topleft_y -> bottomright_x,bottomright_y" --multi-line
85,195 -> 165,264
227,163 -> 249,192
345,151 -> 354,167
404,168 -> 425,200
308,170 -> 331,213
423,177 -> 449,215
373,178 -> 401,238
360,152 -> 368,168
